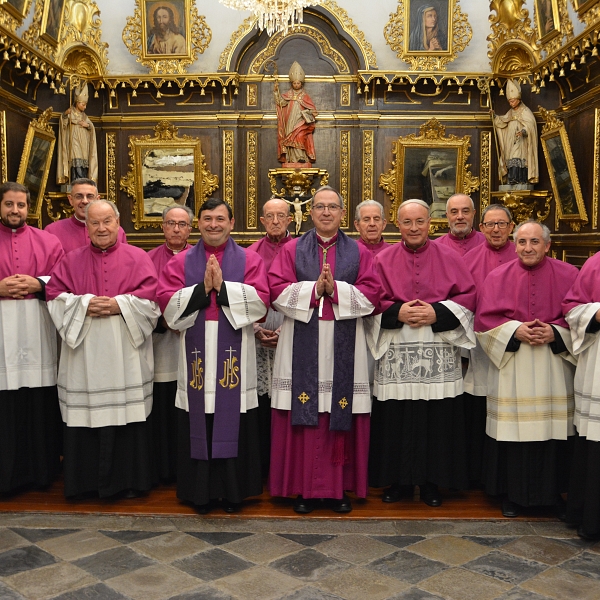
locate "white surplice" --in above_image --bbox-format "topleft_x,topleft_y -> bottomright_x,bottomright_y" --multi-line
48,293 -> 160,428
373,300 -> 476,402
477,321 -> 576,442
0,299 -> 57,391
565,303 -> 600,441
270,280 -> 375,413
163,281 -> 267,413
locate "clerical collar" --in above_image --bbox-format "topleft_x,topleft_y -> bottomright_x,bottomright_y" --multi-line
90,239 -> 120,254
316,233 -> 338,244
203,240 -> 228,253
401,239 -> 429,253
0,220 -> 26,234
449,229 -> 474,241
266,231 -> 289,244
166,242 -> 188,254
518,255 -> 548,271
73,214 -> 86,225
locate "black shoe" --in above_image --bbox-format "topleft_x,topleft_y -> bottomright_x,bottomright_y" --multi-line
196,503 -> 211,515
382,483 -> 413,503
554,496 -> 567,522
331,494 -> 352,513
222,499 -> 241,514
420,483 -> 442,507
577,526 -> 600,541
293,495 -> 316,514
123,489 -> 142,499
502,498 -> 520,518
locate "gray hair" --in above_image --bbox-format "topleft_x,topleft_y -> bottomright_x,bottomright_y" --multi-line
162,204 -> 194,222
398,198 -> 431,219
85,199 -> 120,219
355,199 -> 384,222
446,193 -> 475,211
313,186 -> 344,210
263,197 -> 290,216
513,219 -> 551,244
481,203 -> 512,222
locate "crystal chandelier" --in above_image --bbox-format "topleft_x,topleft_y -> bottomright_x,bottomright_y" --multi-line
220,0 -> 322,36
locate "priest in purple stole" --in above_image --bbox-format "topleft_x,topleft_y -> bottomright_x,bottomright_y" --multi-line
46,200 -> 160,499
157,199 -> 269,514
247,197 -> 293,475
0,182 -> 64,494
476,221 -> 578,518
462,204 -> 517,488
431,194 -> 485,257
563,253 -> 600,540
268,186 -> 380,514
370,199 -> 477,508
148,205 -> 193,482
45,178 -> 127,254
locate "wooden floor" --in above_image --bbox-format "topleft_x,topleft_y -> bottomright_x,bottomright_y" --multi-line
0,476 -> 560,521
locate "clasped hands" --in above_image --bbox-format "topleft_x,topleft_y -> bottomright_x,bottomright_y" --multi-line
0,274 -> 41,299
399,299 -> 437,328
86,296 -> 120,317
315,263 -> 334,298
515,319 -> 555,345
204,254 -> 223,294
255,326 -> 279,349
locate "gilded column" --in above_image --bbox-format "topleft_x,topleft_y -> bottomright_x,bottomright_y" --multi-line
479,131 -> 491,213
362,130 -> 374,201
340,130 -> 350,228
247,131 -> 258,229
223,130 -> 234,214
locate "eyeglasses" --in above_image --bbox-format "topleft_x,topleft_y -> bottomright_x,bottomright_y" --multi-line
164,220 -> 191,229
72,193 -> 98,201
312,204 -> 342,212
482,221 -> 511,229
400,219 -> 428,227
263,213 -> 288,222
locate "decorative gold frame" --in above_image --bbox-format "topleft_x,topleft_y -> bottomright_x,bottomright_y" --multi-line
120,121 -> 219,230
40,0 -> 66,47
540,107 -> 588,232
17,108 -> 55,227
0,0 -> 33,22
534,0 -> 561,45
379,118 -> 479,232
384,0 -> 472,71
123,0 -> 211,75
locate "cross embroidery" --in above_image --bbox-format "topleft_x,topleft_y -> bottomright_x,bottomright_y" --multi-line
298,392 -> 310,404
17,348 -> 28,361
339,397 -> 348,409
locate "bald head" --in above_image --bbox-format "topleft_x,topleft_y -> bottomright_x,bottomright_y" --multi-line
260,198 -> 292,242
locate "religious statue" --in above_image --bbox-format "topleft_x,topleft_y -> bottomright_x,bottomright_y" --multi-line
282,195 -> 311,236
57,83 -> 98,185
275,62 -> 318,167
491,79 -> 538,186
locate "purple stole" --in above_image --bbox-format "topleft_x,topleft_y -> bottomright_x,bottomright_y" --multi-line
292,229 -> 359,432
184,238 -> 246,460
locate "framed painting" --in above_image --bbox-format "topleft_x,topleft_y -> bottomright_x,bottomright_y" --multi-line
40,0 -> 66,46
142,0 -> 189,59
407,0 -> 450,53
540,108 -> 588,232
120,121 -> 219,230
570,0 -> 599,17
17,108 -> 55,225
379,119 -> 479,233
0,0 -> 33,21
534,0 -> 560,45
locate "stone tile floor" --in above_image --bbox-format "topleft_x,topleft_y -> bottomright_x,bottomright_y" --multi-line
0,514 -> 599,600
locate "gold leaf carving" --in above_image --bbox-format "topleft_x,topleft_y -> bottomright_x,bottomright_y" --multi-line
480,131 -> 491,212
340,131 -> 350,229
318,0 -> 378,69
247,131 -> 258,229
223,130 -> 234,213
384,0 -> 472,71
488,0 -> 541,70
249,25 -> 349,75
56,1 -> 109,74
22,0 -> 57,61
106,132 -> 116,204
